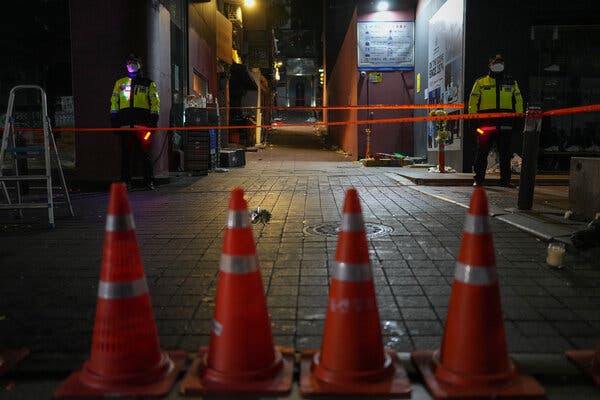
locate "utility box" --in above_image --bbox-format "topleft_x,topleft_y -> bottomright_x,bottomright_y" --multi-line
569,157 -> 600,220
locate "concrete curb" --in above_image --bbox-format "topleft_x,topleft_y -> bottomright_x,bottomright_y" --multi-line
385,173 -> 579,245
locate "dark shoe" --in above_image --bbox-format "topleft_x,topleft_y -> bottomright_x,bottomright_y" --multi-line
145,182 -> 156,191
124,181 -> 133,191
473,180 -> 483,187
500,182 -> 516,188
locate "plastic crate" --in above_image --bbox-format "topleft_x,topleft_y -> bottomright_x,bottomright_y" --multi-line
185,108 -> 208,126
220,150 -> 243,167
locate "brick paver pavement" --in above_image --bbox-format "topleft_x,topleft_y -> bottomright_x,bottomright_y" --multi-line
1,139 -> 599,398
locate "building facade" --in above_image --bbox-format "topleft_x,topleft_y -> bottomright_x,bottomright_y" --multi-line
1,0 -> 273,182
326,0 -> 600,171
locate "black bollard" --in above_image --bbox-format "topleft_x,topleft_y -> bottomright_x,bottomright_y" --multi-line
518,106 -> 543,210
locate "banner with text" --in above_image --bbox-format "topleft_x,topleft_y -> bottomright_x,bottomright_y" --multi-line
427,0 -> 464,151
357,21 -> 414,70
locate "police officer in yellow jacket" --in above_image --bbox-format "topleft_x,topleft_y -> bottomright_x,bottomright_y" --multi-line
110,54 -> 160,190
468,54 -> 523,187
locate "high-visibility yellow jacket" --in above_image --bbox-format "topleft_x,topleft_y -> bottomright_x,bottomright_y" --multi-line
110,75 -> 159,126
468,74 -> 523,114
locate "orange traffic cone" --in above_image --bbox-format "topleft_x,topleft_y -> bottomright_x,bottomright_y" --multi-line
566,341 -> 600,385
300,188 -> 411,397
412,186 -> 545,398
179,187 -> 294,395
0,348 -> 29,376
54,183 -> 185,398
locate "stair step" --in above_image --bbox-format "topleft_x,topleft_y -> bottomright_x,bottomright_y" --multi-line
0,203 -> 49,209
0,175 -> 49,181
6,146 -> 45,153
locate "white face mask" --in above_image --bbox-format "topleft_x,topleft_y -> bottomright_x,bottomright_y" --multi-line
490,63 -> 505,73
126,62 -> 141,74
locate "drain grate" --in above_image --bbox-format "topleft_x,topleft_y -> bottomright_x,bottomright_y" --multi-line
303,221 -> 393,238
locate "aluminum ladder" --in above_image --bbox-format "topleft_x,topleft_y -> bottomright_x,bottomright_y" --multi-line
0,85 -> 74,228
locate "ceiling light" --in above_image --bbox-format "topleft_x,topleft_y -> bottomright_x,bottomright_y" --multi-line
377,1 -> 389,11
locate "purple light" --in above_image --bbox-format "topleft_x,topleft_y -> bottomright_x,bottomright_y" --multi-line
126,62 -> 140,74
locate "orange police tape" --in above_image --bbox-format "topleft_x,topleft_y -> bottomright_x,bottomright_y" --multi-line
220,103 -> 465,111
43,112 -> 520,133
5,103 -> 599,134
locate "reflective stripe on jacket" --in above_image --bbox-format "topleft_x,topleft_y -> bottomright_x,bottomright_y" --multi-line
110,76 -> 159,125
468,75 -> 523,114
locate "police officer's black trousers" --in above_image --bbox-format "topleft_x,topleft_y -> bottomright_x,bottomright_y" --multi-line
473,129 -> 512,184
120,132 -> 153,185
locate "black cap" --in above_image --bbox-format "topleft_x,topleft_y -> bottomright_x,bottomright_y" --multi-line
488,54 -> 504,64
126,53 -> 142,64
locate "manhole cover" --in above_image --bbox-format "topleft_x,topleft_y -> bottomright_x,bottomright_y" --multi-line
303,221 -> 393,238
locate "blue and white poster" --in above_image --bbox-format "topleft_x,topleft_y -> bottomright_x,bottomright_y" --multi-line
357,21 -> 414,70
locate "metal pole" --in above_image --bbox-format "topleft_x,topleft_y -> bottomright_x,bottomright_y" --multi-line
518,106 -> 543,210
365,73 -> 372,159
40,88 -> 55,228
438,141 -> 446,173
365,127 -> 372,159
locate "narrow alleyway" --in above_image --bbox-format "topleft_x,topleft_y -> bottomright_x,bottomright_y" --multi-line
252,114 -> 350,162
1,124 -> 599,398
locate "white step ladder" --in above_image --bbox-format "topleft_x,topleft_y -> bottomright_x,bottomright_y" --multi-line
0,85 -> 74,228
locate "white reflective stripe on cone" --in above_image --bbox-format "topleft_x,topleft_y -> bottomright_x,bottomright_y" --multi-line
105,214 -> 135,232
220,254 -> 258,273
340,213 -> 365,232
227,210 -> 251,228
463,214 -> 490,235
332,262 -> 372,282
454,262 -> 497,285
97,277 -> 148,299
